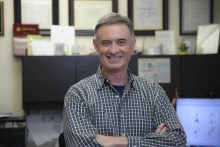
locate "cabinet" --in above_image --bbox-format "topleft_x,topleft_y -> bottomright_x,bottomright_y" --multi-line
22,54 -> 220,110
0,117 -> 25,147
22,56 -> 76,110
181,54 -> 220,97
22,55 -> 144,110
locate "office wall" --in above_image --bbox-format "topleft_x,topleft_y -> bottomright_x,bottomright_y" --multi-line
0,0 -> 219,116
0,0 -> 23,116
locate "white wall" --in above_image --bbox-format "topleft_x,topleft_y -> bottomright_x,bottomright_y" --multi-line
0,0 -> 23,116
0,0 -> 219,116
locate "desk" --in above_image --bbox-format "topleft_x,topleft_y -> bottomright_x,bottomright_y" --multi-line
0,117 -> 25,147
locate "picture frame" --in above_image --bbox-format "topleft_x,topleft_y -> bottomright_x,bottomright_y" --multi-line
14,0 -> 59,36
0,2 -> 4,35
128,0 -> 169,36
180,0 -> 213,35
69,0 -> 118,36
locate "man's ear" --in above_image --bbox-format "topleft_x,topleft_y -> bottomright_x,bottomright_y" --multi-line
93,39 -> 99,53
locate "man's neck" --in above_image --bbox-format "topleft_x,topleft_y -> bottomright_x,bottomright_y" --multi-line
102,69 -> 128,86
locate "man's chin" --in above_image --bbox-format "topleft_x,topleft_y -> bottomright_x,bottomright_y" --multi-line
106,64 -> 125,71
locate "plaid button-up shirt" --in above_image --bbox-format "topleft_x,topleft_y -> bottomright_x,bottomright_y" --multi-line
63,66 -> 186,147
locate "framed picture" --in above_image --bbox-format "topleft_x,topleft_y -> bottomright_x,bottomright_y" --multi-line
0,1 -> 4,35
180,0 -> 213,35
14,0 -> 59,36
69,0 -> 118,36
128,0 -> 169,36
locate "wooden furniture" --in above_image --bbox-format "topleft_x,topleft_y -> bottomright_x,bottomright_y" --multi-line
22,54 -> 220,110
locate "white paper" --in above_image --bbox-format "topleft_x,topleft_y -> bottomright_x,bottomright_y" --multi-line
196,24 -> 220,54
51,25 -> 75,55
21,0 -> 52,29
135,37 -> 144,53
0,112 -> 13,118
75,1 -> 112,29
32,40 -> 55,56
182,0 -> 210,32
134,0 -> 162,30
155,30 -> 176,55
26,111 -> 63,146
138,58 -> 171,83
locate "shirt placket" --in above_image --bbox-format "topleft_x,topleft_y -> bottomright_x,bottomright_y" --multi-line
119,84 -> 131,136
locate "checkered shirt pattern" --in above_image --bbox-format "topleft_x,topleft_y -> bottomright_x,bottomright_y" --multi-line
63,66 -> 186,147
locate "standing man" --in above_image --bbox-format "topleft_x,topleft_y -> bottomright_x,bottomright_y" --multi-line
63,12 -> 186,147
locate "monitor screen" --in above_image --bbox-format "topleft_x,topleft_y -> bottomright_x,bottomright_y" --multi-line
176,98 -> 220,147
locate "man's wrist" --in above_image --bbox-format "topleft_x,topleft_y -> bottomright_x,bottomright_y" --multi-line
95,134 -> 128,147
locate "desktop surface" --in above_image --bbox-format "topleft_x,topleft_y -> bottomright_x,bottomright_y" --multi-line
176,98 -> 220,147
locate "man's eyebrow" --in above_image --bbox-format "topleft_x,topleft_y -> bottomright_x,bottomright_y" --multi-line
118,38 -> 127,41
101,40 -> 111,43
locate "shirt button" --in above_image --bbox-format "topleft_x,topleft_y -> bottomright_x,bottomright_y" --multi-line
116,95 -> 120,98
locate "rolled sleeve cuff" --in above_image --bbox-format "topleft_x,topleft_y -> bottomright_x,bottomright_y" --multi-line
128,136 -> 141,147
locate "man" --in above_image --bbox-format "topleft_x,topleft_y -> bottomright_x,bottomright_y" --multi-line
63,12 -> 186,147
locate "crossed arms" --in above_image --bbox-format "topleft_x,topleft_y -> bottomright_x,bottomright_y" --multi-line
95,123 -> 167,147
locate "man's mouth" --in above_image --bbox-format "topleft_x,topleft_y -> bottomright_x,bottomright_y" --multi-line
107,56 -> 122,60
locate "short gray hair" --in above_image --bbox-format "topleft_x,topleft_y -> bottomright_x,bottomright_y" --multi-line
94,12 -> 134,38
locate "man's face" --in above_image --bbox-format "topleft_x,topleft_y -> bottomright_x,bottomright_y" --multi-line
93,24 -> 136,73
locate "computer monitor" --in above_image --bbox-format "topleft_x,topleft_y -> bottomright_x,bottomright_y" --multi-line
176,98 -> 220,147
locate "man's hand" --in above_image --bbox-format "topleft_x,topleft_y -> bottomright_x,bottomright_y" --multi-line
155,123 -> 167,134
95,134 -> 128,147
95,123 -> 166,146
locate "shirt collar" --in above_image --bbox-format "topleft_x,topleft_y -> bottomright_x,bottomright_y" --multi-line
95,65 -> 136,90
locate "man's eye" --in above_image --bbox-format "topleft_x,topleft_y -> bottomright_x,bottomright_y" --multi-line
118,40 -> 126,45
102,41 -> 111,46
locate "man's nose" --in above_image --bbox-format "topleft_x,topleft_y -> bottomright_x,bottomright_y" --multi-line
109,43 -> 119,54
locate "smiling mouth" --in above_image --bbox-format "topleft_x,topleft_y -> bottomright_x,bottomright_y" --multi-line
107,56 -> 122,60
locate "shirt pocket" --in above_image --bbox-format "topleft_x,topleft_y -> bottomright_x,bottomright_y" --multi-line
125,98 -> 154,136
88,100 -> 118,136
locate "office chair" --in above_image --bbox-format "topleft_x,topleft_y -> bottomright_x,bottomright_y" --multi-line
58,132 -> 66,147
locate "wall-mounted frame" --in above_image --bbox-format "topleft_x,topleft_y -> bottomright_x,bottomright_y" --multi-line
14,0 -> 59,36
0,1 -> 4,35
180,0 -> 213,35
69,0 -> 118,36
128,0 -> 168,36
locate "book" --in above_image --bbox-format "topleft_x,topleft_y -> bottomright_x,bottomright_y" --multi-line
0,112 -> 12,118
27,35 -> 42,56
13,24 -> 39,56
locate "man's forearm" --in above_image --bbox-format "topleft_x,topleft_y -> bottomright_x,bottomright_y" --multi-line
94,123 -> 167,147
95,134 -> 128,147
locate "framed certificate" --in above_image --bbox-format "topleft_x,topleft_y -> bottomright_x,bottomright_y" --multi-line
180,0 -> 213,35
128,0 -> 168,36
14,0 -> 59,36
0,2 -> 4,35
69,0 -> 118,36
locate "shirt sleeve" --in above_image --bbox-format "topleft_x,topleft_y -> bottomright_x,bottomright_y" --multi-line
127,84 -> 186,147
63,86 -> 102,147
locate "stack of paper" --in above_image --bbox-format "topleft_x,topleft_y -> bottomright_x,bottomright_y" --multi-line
196,24 -> 220,54
51,25 -> 75,55
13,24 -> 39,56
155,30 -> 177,55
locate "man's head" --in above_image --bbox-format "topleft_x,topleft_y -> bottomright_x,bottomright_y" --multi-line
93,13 -> 136,74
94,12 -> 134,39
